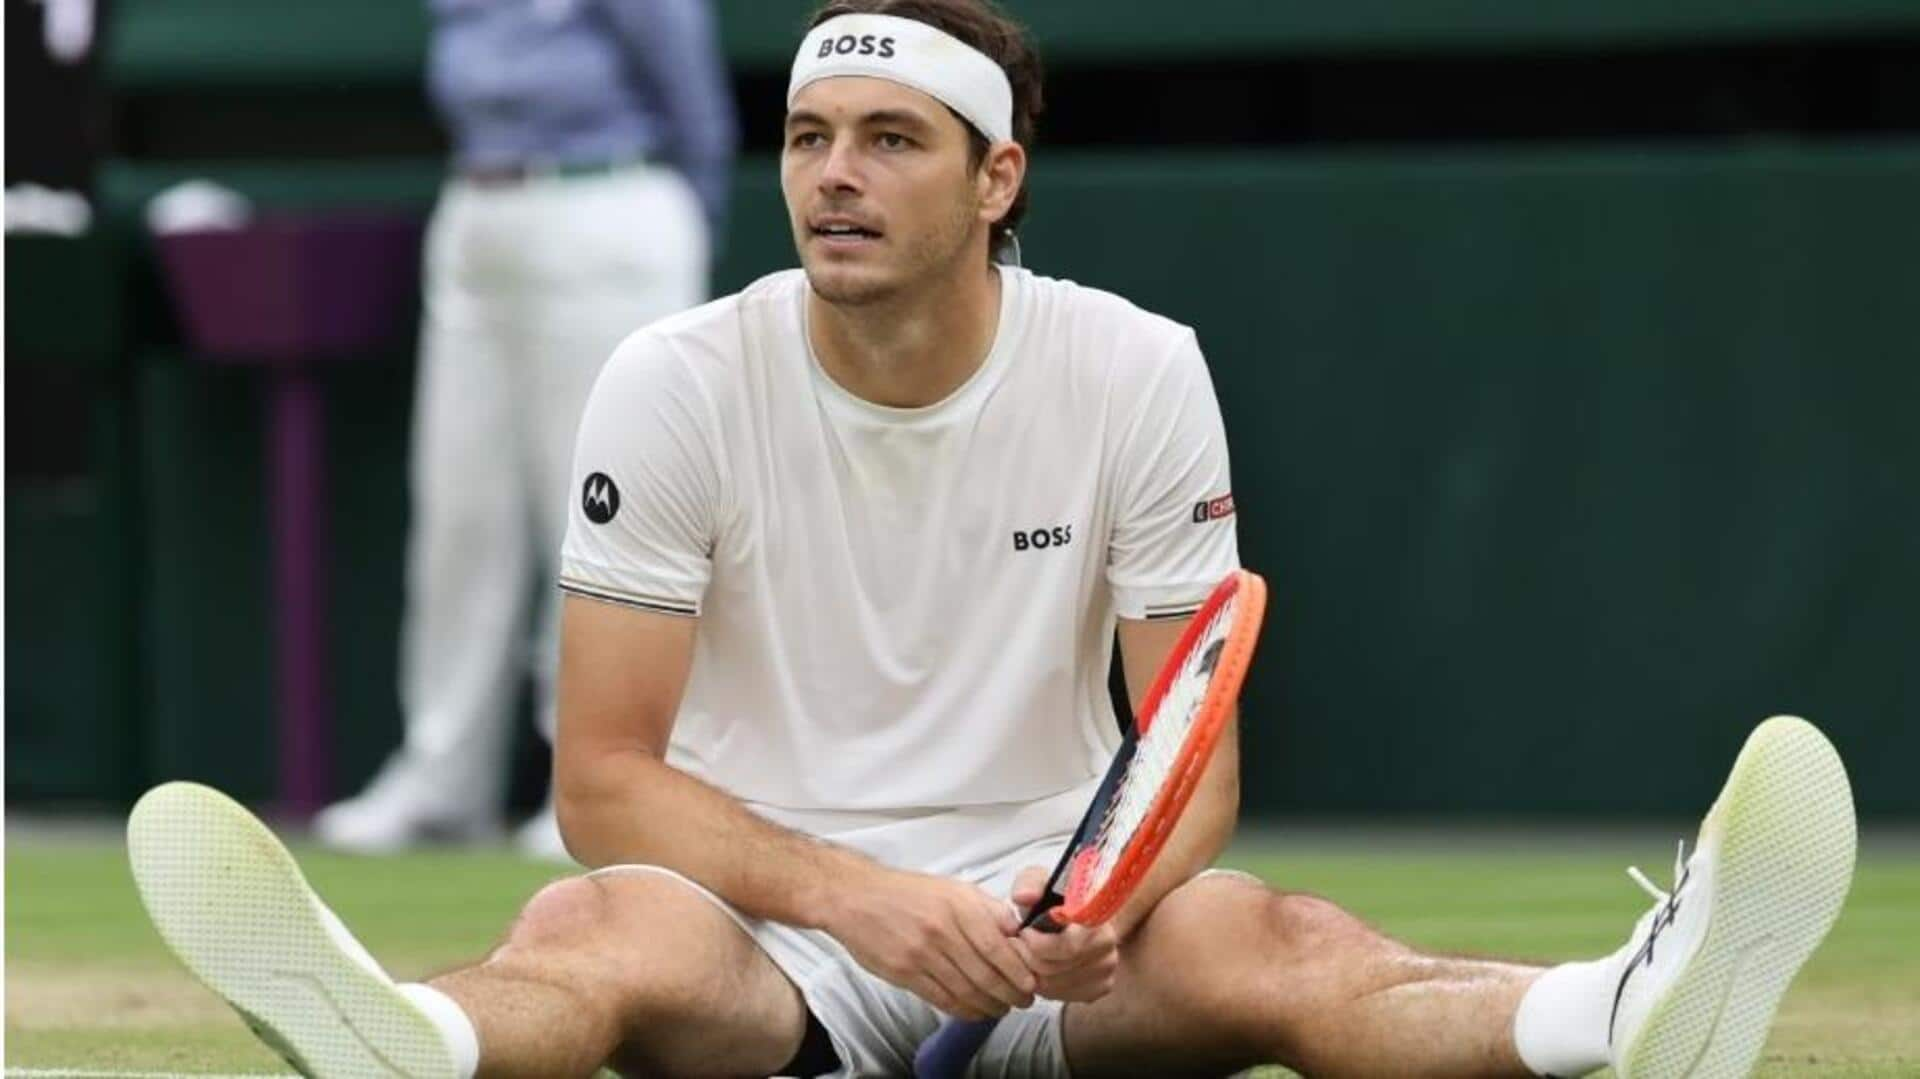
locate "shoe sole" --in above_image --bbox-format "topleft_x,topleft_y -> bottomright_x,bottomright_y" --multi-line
128,782 -> 459,1079
1616,716 -> 1857,1079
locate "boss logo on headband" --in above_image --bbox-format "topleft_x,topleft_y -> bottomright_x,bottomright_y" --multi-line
818,33 -> 897,59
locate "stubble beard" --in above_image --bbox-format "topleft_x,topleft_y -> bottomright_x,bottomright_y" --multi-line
801,194 -> 982,308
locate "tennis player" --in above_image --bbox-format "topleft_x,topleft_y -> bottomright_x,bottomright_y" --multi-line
130,1 -> 1857,1076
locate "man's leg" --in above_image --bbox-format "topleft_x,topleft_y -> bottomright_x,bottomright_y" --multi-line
130,784 -> 808,1079
315,191 -> 526,852
429,870 -> 808,1078
1063,870 -> 1538,1078
1062,716 -> 1856,1079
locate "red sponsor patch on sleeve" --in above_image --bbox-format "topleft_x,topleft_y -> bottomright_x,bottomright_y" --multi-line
1190,493 -> 1236,523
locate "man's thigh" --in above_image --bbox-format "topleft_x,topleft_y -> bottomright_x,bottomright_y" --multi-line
548,867 -> 809,1077
1061,870 -> 1375,1078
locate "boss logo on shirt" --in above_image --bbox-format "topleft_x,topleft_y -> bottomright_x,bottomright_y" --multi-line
582,472 -> 621,525
1012,524 -> 1073,551
817,33 -> 897,59
1191,493 -> 1236,524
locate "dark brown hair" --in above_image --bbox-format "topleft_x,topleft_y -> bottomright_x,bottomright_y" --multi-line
807,0 -> 1044,261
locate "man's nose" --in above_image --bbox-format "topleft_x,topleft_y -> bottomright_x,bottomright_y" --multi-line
817,138 -> 863,195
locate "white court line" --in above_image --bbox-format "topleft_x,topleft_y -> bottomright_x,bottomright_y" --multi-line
8,1071 -> 296,1078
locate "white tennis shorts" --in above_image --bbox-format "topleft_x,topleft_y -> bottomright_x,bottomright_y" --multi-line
591,845 -> 1072,1079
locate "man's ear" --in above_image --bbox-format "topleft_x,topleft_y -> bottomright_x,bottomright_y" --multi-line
978,140 -> 1027,226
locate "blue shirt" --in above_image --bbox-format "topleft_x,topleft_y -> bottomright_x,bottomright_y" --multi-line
428,0 -> 738,232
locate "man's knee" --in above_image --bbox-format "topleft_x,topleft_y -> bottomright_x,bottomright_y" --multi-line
1138,875 -> 1402,1056
503,870 -> 726,950
1258,889 -> 1390,967
1151,872 -> 1385,967
493,873 -> 696,991
474,871 -> 803,1075
505,875 -> 618,951
495,871 -> 766,1016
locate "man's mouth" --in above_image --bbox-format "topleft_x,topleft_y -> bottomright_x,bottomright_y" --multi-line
810,219 -> 884,244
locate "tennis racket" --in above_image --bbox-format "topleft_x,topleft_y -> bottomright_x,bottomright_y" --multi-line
913,568 -> 1267,1078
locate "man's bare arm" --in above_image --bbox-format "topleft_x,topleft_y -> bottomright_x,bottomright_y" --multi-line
551,594 -> 848,920
551,594 -> 1036,1019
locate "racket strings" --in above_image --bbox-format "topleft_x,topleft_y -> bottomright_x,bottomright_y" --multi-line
1086,596 -> 1238,890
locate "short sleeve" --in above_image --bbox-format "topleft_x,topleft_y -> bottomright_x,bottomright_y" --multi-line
1107,331 -> 1240,620
558,331 -> 720,617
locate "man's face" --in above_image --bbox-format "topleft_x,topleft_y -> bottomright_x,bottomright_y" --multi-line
782,76 -> 986,306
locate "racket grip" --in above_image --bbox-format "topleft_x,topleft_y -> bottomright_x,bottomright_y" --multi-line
914,1016 -> 1000,1078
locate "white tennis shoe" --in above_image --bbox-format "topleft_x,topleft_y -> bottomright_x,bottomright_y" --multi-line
1607,715 -> 1856,1079
128,781 -> 461,1078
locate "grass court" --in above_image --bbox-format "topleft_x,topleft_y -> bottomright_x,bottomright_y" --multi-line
8,823 -> 1917,1077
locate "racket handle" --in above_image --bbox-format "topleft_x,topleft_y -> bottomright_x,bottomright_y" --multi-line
914,892 -> 1062,1074
914,1016 -> 999,1078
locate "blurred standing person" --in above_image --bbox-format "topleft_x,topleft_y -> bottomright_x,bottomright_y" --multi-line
316,0 -> 737,859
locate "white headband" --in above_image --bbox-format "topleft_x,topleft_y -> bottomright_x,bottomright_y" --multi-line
788,14 -> 1015,144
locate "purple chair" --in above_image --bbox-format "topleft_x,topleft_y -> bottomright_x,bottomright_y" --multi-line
156,211 -> 425,816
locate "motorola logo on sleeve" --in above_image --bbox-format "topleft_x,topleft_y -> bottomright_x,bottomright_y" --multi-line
582,473 -> 621,524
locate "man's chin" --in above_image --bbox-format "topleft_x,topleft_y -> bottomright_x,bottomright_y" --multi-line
802,262 -> 899,307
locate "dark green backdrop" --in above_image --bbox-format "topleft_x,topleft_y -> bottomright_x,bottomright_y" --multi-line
7,1 -> 1918,818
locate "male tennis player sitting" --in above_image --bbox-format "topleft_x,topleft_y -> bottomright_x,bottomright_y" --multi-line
130,1 -> 1857,1076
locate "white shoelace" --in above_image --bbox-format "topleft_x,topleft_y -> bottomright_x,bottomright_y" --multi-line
1625,839 -> 1690,906
1608,839 -> 1695,1042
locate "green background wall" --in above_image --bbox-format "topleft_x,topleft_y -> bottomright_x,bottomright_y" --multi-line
7,2 -> 1917,818
101,0 -> 1920,87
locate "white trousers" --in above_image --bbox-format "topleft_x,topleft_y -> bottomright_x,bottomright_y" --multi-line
396,164 -> 708,816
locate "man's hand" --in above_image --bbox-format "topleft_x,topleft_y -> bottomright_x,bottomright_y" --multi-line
1011,866 -> 1120,1003
820,864 -> 1038,1020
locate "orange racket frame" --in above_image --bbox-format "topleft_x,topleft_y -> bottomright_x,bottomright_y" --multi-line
1055,567 -> 1267,925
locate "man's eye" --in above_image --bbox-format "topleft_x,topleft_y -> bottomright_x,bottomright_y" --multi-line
790,131 -> 826,149
877,132 -> 913,150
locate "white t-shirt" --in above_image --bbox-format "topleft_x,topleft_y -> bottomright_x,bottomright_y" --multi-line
559,267 -> 1238,876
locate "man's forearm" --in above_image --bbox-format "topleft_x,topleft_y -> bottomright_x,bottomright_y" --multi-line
554,747 -> 870,930
1111,731 -> 1241,939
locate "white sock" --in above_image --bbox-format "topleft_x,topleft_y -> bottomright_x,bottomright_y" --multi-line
1512,955 -> 1621,1077
399,983 -> 481,1079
